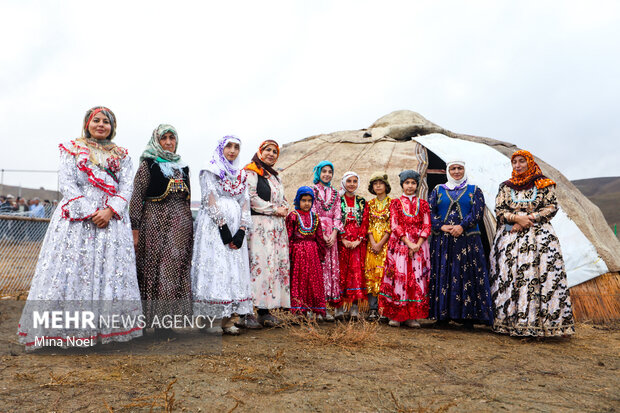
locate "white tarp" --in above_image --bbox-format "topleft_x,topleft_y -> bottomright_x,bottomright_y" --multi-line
414,134 -> 609,287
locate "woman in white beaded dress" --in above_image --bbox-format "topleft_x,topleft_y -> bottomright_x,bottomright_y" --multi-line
17,106 -> 143,350
191,135 -> 253,335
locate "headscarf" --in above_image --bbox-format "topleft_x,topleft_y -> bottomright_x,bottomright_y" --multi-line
505,150 -> 556,190
74,106 -> 125,170
368,172 -> 391,195
399,170 -> 420,187
312,161 -> 334,186
339,171 -> 359,196
82,106 -> 117,141
206,135 -> 242,180
443,160 -> 468,190
294,186 -> 315,210
244,140 -> 280,178
140,124 -> 182,163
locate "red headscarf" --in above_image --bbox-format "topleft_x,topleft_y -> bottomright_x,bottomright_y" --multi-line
244,140 -> 280,178
505,150 -> 556,190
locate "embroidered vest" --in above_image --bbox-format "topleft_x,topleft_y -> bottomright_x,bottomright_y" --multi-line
144,159 -> 190,202
435,185 -> 480,235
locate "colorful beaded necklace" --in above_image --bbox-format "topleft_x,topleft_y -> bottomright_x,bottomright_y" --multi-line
296,211 -> 318,235
341,195 -> 364,226
314,185 -> 339,211
400,196 -> 420,217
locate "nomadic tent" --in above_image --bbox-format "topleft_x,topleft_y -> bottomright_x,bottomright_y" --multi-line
277,110 -> 620,323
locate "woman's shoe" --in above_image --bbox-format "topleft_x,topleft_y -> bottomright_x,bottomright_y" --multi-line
223,325 -> 241,335
334,307 -> 345,321
257,313 -> 281,327
404,319 -> 421,328
367,310 -> 379,321
388,320 -> 400,327
236,314 -> 263,329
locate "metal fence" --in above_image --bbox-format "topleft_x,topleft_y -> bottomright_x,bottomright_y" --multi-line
0,214 -> 50,296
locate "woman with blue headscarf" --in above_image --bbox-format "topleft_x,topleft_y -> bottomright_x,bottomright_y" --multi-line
286,186 -> 327,317
311,161 -> 343,320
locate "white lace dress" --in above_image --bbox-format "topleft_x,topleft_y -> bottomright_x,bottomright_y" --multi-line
17,140 -> 143,350
191,170 -> 254,318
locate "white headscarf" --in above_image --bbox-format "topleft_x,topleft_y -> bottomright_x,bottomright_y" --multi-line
339,171 -> 359,196
444,160 -> 468,190
205,135 -> 242,180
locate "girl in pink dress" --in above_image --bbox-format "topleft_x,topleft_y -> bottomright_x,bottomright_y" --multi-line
311,161 -> 343,320
379,170 -> 431,328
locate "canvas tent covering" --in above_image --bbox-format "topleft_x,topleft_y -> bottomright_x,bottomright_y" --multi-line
277,110 -> 620,322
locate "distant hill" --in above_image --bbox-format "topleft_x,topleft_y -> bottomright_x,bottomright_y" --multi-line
572,177 -> 620,232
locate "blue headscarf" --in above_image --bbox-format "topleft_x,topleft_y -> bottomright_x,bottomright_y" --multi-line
312,160 -> 334,186
294,186 -> 315,210
399,170 -> 420,187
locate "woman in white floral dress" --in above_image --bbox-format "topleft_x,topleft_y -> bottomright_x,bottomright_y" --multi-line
240,140 -> 290,328
17,106 -> 143,350
191,136 -> 253,335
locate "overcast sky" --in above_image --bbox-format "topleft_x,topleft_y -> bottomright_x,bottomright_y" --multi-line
1,1 -> 619,198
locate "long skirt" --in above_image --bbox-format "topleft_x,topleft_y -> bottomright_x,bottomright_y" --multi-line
489,223 -> 574,337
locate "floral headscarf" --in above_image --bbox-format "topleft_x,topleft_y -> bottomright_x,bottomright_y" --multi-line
312,160 -> 334,186
140,124 -> 182,164
294,186 -> 315,210
505,150 -> 556,190
206,135 -> 242,180
244,140 -> 280,178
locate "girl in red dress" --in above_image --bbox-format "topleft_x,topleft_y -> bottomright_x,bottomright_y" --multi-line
379,170 -> 431,328
286,186 -> 327,316
336,171 -> 367,320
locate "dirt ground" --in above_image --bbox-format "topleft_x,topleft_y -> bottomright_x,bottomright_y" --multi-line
1,300 -> 618,413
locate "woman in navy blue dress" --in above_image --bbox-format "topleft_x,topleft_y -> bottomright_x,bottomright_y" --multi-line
428,160 -> 493,329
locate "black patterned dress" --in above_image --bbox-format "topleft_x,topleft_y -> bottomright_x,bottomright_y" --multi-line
489,183 -> 574,337
130,160 -> 193,325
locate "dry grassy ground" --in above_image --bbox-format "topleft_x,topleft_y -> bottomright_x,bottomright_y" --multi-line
1,300 -> 619,412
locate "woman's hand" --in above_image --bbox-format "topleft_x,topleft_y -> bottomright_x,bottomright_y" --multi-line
132,230 -> 139,249
449,225 -> 464,237
326,230 -> 338,248
513,215 -> 533,229
228,243 -> 239,250
408,242 -> 421,258
510,223 -> 524,233
275,206 -> 288,217
440,225 -> 453,233
92,208 -> 114,228
351,239 -> 362,249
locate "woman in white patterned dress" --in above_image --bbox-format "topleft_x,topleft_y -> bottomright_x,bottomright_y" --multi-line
191,135 -> 253,335
240,140 -> 290,328
17,106 -> 143,350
